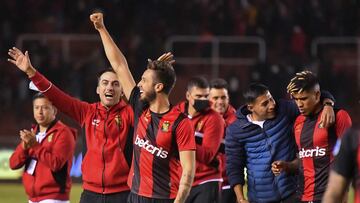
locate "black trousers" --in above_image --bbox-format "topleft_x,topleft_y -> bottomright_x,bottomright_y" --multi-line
220,187 -> 236,203
186,182 -> 220,203
127,192 -> 174,203
80,189 -> 129,203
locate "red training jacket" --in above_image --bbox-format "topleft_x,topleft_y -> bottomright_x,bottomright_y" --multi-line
9,120 -> 76,202
176,101 -> 224,186
30,71 -> 134,194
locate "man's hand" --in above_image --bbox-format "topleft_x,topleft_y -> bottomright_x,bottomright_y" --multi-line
156,52 -> 175,64
237,198 -> 249,203
271,160 -> 288,176
20,129 -> 37,150
319,105 -> 335,128
90,12 -> 105,30
8,47 -> 36,77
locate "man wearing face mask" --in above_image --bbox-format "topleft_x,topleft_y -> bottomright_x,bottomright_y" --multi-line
176,76 -> 225,203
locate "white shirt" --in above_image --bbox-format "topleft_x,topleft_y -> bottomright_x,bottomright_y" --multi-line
247,114 -> 265,128
36,131 -> 47,143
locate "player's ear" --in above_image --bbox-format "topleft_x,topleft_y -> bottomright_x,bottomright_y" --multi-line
247,104 -> 254,112
154,83 -> 164,93
186,91 -> 191,101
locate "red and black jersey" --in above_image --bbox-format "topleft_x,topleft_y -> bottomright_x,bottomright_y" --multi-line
176,101 -> 224,186
127,87 -> 196,199
294,109 -> 352,201
219,105 -> 236,188
332,129 -> 360,203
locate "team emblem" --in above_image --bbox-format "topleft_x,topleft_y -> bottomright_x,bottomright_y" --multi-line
196,121 -> 204,131
161,121 -> 170,132
144,111 -> 151,123
48,133 -> 54,142
115,115 -> 122,128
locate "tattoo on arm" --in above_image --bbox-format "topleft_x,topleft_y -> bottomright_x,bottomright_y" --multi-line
175,172 -> 194,203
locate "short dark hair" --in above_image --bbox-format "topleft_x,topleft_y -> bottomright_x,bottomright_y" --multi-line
243,83 -> 269,104
32,92 -> 47,101
147,60 -> 176,95
287,70 -> 319,94
187,76 -> 209,91
97,68 -> 116,84
210,78 -> 228,90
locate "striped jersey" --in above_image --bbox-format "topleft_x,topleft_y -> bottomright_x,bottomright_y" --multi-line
127,87 -> 196,199
294,109 -> 352,201
332,129 -> 360,203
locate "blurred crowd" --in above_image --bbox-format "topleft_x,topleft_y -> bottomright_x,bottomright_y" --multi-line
0,0 -> 359,135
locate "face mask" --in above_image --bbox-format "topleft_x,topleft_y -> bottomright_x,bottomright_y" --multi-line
193,99 -> 210,112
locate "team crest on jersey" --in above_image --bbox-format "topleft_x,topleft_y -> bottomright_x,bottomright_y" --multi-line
196,121 -> 204,131
161,121 -> 170,132
47,133 -> 54,142
115,115 -> 122,128
144,111 -> 151,123
318,122 -> 324,129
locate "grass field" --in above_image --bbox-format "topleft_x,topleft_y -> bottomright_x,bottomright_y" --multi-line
0,183 -> 82,202
0,183 -> 355,202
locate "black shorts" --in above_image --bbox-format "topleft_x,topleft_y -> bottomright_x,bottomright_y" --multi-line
127,192 -> 174,203
80,189 -> 129,203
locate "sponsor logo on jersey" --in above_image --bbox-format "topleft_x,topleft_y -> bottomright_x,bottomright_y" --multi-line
134,135 -> 169,159
299,146 -> 326,158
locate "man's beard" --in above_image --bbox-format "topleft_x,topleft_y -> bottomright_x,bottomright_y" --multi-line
141,89 -> 157,103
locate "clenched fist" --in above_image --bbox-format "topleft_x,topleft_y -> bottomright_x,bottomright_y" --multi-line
90,12 -> 105,30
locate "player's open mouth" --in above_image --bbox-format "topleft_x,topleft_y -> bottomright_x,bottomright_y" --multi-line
105,93 -> 113,98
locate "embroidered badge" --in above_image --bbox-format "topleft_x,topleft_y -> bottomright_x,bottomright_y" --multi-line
196,121 -> 204,131
115,115 -> 122,128
48,133 -> 53,142
144,111 -> 151,123
161,121 -> 170,132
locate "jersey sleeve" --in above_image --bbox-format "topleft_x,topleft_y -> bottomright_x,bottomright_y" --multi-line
30,71 -> 91,126
335,110 -> 352,138
196,112 -> 224,164
175,118 -> 196,151
9,143 -> 29,170
332,129 -> 358,179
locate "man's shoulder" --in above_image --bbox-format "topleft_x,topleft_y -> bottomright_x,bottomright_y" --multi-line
226,117 -> 258,137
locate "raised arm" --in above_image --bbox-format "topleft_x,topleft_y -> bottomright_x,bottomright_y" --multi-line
90,12 -> 135,99
8,48 -> 92,125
